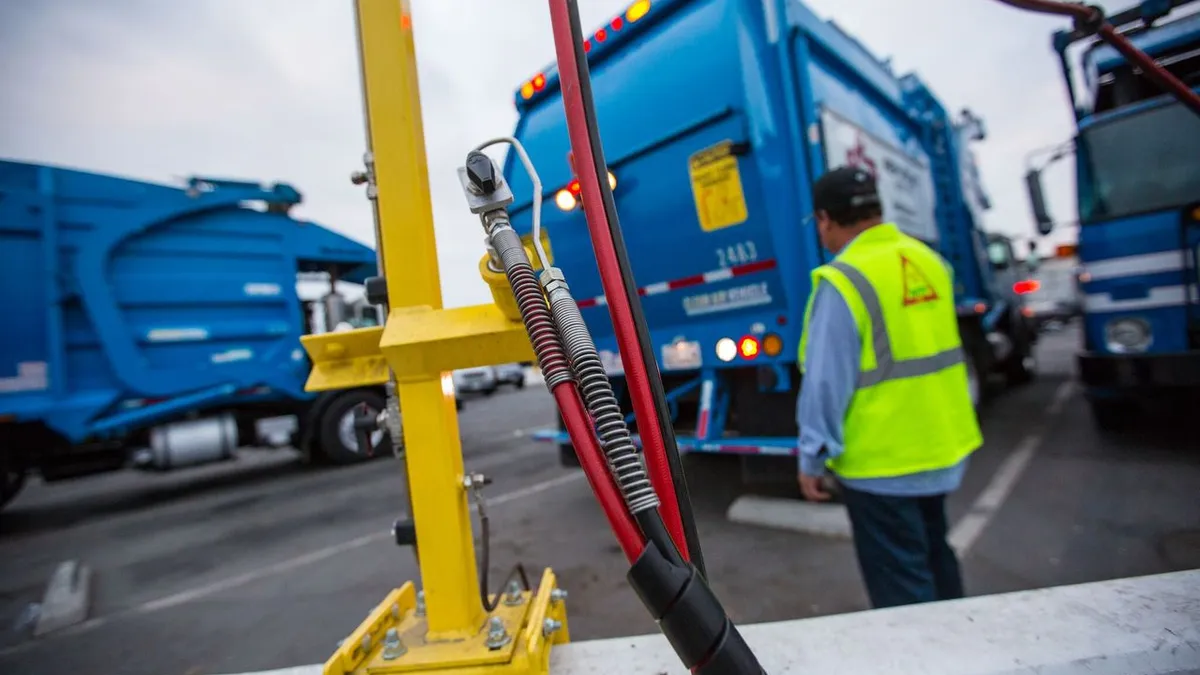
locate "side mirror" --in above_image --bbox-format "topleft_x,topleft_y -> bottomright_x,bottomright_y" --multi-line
1025,169 -> 1054,236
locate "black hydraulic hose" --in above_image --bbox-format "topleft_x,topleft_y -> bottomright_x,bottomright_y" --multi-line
561,0 -> 707,580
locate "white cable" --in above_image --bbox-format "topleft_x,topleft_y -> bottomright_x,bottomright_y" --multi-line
472,136 -> 551,271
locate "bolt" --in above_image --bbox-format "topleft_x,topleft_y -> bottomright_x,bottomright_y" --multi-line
503,580 -> 524,606
485,616 -> 511,650
542,618 -> 563,638
391,603 -> 400,620
350,170 -> 368,185
550,588 -> 568,606
415,590 -> 426,617
381,627 -> 407,660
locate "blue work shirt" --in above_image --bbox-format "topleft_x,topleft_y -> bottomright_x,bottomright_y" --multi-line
796,280 -> 968,496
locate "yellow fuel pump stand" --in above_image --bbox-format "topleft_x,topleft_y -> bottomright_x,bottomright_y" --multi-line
299,2 -> 567,673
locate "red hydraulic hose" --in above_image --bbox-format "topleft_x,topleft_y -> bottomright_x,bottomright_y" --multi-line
554,382 -> 644,563
993,0 -> 1200,117
546,0 -> 690,561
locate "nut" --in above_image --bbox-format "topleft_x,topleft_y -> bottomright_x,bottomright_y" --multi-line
542,618 -> 563,637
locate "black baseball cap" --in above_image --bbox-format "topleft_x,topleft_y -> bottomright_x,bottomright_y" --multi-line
812,166 -> 881,217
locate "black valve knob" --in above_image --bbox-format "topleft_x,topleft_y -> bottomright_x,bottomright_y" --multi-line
393,518 -> 417,547
465,151 -> 497,194
364,276 -> 388,306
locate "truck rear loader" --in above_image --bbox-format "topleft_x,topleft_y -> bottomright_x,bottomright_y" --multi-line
0,160 -> 382,510
504,0 -> 1037,480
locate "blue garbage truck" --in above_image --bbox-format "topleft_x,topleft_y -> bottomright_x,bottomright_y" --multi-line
503,0 -> 1036,478
1025,0 -> 1200,429
0,159 -> 383,509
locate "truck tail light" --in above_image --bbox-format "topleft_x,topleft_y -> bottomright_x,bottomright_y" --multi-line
1013,279 -> 1041,295
739,336 -> 759,359
762,333 -> 783,357
715,338 -> 737,362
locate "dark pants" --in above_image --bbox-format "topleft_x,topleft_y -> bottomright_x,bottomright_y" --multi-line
840,486 -> 965,609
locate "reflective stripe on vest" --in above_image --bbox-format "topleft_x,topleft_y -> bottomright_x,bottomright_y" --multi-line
826,260 -> 966,388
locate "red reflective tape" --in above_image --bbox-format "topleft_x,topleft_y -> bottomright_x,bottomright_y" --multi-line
696,410 -> 709,438
668,274 -> 706,290
730,259 -> 777,276
719,445 -> 761,454
572,259 -> 777,309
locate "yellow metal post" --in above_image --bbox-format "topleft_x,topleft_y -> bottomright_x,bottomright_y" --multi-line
353,0 -> 481,639
306,2 -> 568,672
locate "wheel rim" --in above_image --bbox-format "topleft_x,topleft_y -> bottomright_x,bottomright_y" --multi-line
338,407 -> 385,454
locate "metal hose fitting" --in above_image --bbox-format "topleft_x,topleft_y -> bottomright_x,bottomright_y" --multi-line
543,272 -> 660,515
486,220 -> 573,391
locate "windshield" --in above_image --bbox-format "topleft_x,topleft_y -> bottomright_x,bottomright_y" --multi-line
1076,100 -> 1200,222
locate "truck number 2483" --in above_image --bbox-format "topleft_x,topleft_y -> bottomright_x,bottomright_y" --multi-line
716,241 -> 758,268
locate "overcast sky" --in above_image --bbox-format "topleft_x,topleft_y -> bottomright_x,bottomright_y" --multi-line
1,0 -> 1102,308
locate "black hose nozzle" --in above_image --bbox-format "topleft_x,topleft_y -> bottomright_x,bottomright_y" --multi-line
628,541 -> 765,674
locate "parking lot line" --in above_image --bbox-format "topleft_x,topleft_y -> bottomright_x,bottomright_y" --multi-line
0,471 -> 587,656
948,381 -> 1075,556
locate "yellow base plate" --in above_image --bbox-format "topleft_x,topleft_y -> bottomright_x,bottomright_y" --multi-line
324,569 -> 569,675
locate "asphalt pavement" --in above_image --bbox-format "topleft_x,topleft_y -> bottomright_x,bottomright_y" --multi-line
0,325 -> 1196,675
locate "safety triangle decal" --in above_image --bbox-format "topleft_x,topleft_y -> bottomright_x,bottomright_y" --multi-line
901,254 -> 939,306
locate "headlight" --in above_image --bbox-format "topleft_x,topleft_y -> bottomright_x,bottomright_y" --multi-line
715,338 -> 737,362
1104,317 -> 1152,353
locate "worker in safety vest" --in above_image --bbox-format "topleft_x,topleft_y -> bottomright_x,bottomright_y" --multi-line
796,166 -> 982,609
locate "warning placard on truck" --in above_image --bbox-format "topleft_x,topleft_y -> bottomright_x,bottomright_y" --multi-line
689,141 -> 749,232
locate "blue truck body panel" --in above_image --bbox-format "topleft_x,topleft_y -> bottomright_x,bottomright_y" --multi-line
503,0 -> 1016,454
1054,1 -> 1200,406
0,160 -> 375,442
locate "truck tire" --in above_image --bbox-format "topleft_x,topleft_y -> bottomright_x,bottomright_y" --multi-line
961,323 -> 992,409
1003,320 -> 1036,386
1,455 -> 27,511
316,389 -> 388,465
1088,397 -> 1137,432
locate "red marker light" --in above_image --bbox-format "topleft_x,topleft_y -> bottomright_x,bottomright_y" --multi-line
1013,279 -> 1041,295
568,179 -> 581,195
595,28 -> 608,42
584,40 -> 592,52
611,17 -> 624,30
532,73 -> 546,91
739,336 -> 760,359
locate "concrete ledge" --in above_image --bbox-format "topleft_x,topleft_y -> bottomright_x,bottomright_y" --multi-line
222,570 -> 1200,674
726,495 -> 852,539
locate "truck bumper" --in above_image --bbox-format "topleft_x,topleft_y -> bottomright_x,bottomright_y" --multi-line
1078,351 -> 1200,389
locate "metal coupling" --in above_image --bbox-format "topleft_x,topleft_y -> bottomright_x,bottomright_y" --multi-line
542,618 -> 563,638
486,617 -> 512,650
539,267 -> 569,295
381,628 -> 407,660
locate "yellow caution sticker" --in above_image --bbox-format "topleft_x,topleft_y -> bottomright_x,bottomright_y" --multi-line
901,254 -> 940,306
689,140 -> 749,232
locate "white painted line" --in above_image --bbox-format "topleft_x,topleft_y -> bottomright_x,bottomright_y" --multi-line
33,560 -> 92,637
726,496 -> 852,539
0,471 -> 588,655
949,380 -> 1075,556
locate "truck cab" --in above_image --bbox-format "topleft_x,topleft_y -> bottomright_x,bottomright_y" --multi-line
1028,0 -> 1200,427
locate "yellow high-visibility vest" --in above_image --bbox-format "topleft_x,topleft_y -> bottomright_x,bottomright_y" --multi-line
798,223 -> 982,479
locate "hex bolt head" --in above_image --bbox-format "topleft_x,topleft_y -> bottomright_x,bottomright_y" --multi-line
503,580 -> 524,606
550,588 -> 568,605
485,616 -> 512,650
382,627 -> 407,660
415,590 -> 426,617
350,170 -> 368,185
542,618 -> 563,637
